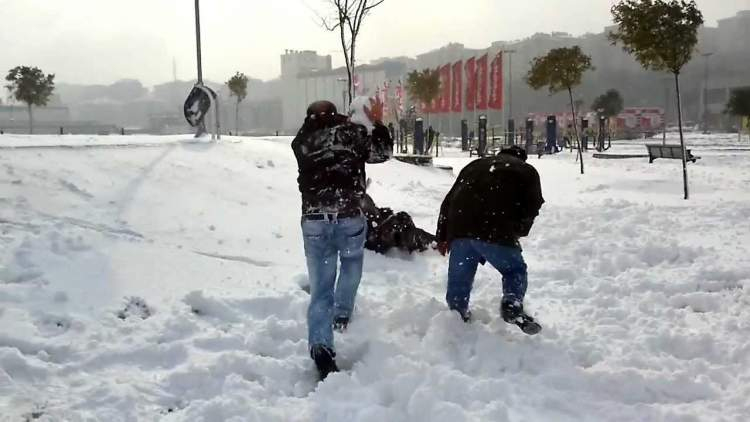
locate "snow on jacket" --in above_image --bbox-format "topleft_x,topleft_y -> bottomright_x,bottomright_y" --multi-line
436,154 -> 545,248
292,117 -> 392,215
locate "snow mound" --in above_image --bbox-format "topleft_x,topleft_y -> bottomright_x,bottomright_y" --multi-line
0,133 -> 749,421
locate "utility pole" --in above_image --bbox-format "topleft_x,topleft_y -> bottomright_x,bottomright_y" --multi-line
701,52 -> 713,131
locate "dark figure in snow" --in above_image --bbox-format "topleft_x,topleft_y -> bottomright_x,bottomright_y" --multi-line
436,145 -> 545,335
362,194 -> 436,254
563,124 -> 573,150
426,125 -> 436,153
292,97 -> 392,380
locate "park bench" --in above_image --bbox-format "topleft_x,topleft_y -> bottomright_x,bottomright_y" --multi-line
394,154 -> 433,166
469,146 -> 505,157
469,147 -> 487,157
645,144 -> 700,163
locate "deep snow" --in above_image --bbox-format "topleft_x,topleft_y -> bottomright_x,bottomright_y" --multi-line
0,133 -> 749,421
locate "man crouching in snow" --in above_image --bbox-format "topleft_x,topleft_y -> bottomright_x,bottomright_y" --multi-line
436,145 -> 545,335
292,98 -> 392,380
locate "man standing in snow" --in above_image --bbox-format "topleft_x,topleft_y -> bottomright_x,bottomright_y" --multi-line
436,145 -> 545,335
292,98 -> 392,380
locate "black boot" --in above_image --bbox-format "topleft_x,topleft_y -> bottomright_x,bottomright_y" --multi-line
501,299 -> 541,335
450,307 -> 472,323
333,316 -> 349,332
310,345 -> 339,380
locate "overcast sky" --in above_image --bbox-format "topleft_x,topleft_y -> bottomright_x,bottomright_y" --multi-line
1,0 -> 748,87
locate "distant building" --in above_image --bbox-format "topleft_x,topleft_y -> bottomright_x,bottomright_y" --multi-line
717,11 -> 750,54
281,50 -> 332,79
281,60 -> 406,132
277,48 -> 409,132
702,11 -> 750,128
0,104 -> 118,134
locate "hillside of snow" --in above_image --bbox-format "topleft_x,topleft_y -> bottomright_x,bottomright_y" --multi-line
1,133 -> 749,421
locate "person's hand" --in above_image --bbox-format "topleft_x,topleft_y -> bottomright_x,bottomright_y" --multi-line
437,241 -> 450,256
364,97 -> 384,124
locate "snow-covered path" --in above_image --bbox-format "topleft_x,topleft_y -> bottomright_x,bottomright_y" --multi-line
1,134 -> 749,421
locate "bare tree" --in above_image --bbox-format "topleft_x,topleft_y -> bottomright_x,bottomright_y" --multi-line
320,0 -> 385,106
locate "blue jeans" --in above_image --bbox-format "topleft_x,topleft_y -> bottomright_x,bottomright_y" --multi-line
446,238 -> 528,315
301,214 -> 367,351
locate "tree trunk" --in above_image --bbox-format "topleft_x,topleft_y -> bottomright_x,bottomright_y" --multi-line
675,72 -> 689,200
349,39 -> 356,105
346,66 -> 353,108
336,9 -> 352,109
235,99 -> 240,135
568,87 -> 584,175
737,116 -> 745,142
27,104 -> 33,135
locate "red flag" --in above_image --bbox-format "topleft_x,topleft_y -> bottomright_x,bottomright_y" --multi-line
476,54 -> 488,110
489,52 -> 503,110
440,64 -> 451,113
452,60 -> 463,113
465,57 -> 476,112
382,81 -> 390,118
428,67 -> 440,113
396,80 -> 404,113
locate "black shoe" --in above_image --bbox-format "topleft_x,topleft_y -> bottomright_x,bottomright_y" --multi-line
501,300 -> 541,335
451,308 -> 472,323
333,316 -> 349,332
310,345 -> 339,380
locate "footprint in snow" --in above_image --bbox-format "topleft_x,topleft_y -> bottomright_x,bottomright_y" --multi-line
117,296 -> 153,321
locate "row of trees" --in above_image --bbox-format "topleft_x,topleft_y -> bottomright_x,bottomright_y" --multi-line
525,0 -> 750,198
521,0 -> 705,197
1,65 -> 251,135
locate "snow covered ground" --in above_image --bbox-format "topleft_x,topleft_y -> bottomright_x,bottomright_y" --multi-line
1,133 -> 749,421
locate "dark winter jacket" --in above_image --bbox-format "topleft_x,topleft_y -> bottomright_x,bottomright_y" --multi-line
362,194 -> 436,254
436,154 -> 544,248
292,118 -> 392,214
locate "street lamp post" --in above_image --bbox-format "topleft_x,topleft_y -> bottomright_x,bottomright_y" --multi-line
190,0 -> 220,140
701,52 -> 714,132
502,49 -> 517,141
195,0 -> 203,84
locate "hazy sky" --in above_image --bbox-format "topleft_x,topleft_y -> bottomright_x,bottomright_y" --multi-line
1,0 -> 748,87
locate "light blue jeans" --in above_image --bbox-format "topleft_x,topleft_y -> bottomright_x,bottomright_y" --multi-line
302,214 -> 366,351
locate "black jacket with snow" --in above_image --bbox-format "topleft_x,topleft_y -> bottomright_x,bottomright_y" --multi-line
292,118 -> 392,215
436,154 -> 544,248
